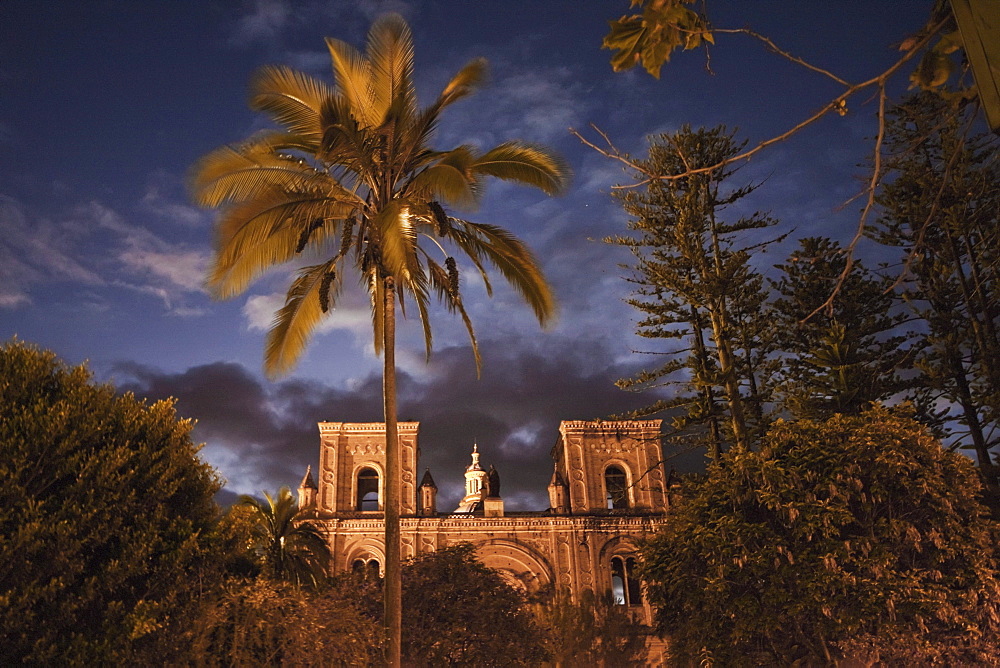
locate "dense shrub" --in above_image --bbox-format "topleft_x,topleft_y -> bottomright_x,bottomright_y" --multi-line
643,406 -> 1000,665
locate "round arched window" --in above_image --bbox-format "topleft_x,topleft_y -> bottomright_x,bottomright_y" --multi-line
356,467 -> 380,511
605,465 -> 629,509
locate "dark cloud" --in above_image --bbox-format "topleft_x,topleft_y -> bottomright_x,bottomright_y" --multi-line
114,360 -> 383,496
114,334 -> 690,511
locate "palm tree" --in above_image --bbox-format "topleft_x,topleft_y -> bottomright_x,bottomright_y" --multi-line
191,14 -> 568,666
237,487 -> 330,590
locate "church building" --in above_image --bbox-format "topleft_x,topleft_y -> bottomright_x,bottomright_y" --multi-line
297,419 -> 668,660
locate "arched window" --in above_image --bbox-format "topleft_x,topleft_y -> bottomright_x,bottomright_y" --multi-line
356,467 -> 380,511
611,556 -> 642,606
605,465 -> 629,509
352,557 -> 382,580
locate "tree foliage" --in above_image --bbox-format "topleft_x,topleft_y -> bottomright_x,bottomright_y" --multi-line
0,339 -> 224,664
236,487 -> 330,590
184,577 -> 379,667
769,236 -> 911,420
540,588 -> 648,666
398,543 -> 547,667
642,406 -> 1000,666
610,125 -> 778,456
603,0 -> 712,79
873,92 -> 1000,491
346,543 -> 550,666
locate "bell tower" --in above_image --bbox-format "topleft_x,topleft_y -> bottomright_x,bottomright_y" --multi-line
552,420 -> 666,514
316,422 -> 420,515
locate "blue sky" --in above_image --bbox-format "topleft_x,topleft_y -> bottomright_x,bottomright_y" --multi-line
0,0 -> 931,509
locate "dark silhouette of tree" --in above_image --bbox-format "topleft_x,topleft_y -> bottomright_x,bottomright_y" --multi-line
769,236 -> 911,420
185,578 -> 379,666
540,588 -> 648,666
400,544 -> 547,666
610,125 -> 778,457
873,92 -> 1000,492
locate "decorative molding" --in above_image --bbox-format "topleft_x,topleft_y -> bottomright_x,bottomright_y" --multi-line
319,421 -> 419,434
559,419 -> 662,432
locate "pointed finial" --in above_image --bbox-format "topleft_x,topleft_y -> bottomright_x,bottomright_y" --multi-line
299,464 -> 317,489
467,441 -> 483,471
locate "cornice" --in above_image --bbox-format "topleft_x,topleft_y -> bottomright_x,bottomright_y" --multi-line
318,421 -> 420,434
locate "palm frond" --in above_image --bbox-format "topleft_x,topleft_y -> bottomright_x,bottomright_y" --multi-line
325,37 -> 378,128
473,141 -> 571,196
264,261 -> 336,378
240,129 -> 322,155
407,262 -> 435,362
449,219 -> 556,326
190,145 -> 335,208
319,95 -> 372,174
438,216 -> 495,297
395,104 -> 442,175
407,147 -> 479,209
367,13 -> 416,123
440,57 -> 488,106
249,65 -> 331,140
391,58 -> 485,169
208,194 -> 350,298
426,255 -> 481,374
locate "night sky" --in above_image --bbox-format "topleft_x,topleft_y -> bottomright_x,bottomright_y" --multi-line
0,1 -> 930,509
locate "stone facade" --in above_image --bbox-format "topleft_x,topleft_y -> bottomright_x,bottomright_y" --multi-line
298,419 -> 669,663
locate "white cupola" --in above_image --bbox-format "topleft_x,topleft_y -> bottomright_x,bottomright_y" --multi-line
455,443 -> 488,512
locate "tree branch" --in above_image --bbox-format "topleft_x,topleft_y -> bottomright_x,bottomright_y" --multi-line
576,16 -> 950,189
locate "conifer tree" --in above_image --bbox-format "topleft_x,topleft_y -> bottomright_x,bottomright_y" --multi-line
873,93 -> 1000,491
769,237 -> 910,420
610,125 -> 777,456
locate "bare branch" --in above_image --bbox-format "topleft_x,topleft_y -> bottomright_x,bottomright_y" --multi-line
805,83 -> 888,321
713,27 -> 852,87
577,17 -> 950,189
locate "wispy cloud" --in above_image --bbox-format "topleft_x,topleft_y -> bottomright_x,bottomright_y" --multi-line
0,195 -> 104,308
229,0 -> 290,46
0,195 -> 210,315
85,200 -> 211,306
440,63 -> 588,149
139,172 -> 210,228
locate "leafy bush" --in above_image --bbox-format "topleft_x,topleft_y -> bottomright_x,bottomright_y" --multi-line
643,406 -> 1000,665
0,340 -> 224,663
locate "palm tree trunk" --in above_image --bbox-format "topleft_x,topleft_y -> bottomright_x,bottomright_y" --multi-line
382,275 -> 402,668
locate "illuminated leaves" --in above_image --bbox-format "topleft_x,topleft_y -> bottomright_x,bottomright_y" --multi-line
910,30 -> 964,91
642,407 -> 1000,665
603,0 -> 712,78
0,340 -> 223,663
